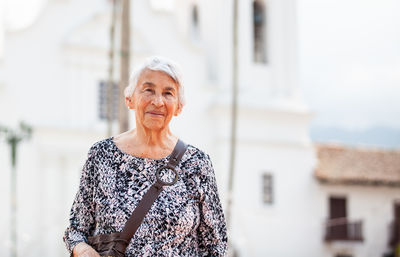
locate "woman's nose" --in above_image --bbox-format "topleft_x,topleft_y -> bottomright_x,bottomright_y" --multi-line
151,94 -> 164,106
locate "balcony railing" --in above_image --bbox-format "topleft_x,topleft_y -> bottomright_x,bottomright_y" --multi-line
388,221 -> 400,247
324,218 -> 363,242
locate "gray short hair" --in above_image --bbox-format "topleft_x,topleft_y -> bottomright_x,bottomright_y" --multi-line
124,56 -> 185,107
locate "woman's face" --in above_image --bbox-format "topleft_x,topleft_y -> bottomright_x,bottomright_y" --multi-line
127,69 -> 181,131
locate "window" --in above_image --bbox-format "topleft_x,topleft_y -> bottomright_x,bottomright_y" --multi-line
192,5 -> 199,30
98,81 -> 119,121
262,173 -> 273,204
190,4 -> 200,41
327,196 -> 348,240
329,197 -> 347,219
253,0 -> 267,63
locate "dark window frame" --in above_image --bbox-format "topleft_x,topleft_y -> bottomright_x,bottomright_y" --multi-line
98,80 -> 119,121
253,0 -> 267,64
262,172 -> 273,204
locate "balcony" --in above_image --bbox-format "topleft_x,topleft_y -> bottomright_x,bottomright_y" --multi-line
388,221 -> 400,247
324,218 -> 363,242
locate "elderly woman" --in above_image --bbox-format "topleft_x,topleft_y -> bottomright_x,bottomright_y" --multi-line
63,56 -> 227,257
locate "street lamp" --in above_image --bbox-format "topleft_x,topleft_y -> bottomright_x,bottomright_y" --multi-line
0,122 -> 32,257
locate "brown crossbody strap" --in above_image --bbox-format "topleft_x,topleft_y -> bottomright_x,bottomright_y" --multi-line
120,139 -> 187,241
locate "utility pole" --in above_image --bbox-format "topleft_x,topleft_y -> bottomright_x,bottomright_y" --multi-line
119,0 -> 130,133
107,0 -> 118,137
227,0 -> 239,255
0,122 -> 32,257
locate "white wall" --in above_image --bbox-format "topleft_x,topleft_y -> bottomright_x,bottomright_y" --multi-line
318,184 -> 400,257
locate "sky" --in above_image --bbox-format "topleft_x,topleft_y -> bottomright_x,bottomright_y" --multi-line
1,0 -> 400,132
0,0 -> 44,30
298,0 -> 400,130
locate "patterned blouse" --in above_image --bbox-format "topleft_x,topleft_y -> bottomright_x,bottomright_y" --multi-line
63,138 -> 227,256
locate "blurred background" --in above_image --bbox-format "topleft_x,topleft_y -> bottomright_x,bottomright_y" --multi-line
0,0 -> 399,256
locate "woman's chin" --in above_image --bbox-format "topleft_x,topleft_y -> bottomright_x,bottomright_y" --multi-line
143,122 -> 165,131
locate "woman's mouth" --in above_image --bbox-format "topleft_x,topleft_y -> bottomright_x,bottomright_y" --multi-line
147,111 -> 164,117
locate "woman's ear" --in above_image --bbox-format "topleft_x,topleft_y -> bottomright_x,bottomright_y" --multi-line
174,104 -> 182,116
125,96 -> 135,109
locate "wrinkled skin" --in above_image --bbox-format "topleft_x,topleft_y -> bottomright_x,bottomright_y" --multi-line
73,242 -> 100,257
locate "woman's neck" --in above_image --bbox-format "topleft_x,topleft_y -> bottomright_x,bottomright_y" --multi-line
133,124 -> 175,148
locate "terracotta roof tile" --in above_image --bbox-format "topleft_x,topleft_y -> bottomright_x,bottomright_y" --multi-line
314,144 -> 400,186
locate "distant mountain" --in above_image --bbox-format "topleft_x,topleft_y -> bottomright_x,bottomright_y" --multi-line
310,126 -> 400,149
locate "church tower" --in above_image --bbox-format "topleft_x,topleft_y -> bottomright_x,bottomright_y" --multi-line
197,0 -> 317,256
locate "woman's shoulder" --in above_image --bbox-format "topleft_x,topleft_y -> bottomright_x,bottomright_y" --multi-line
182,143 -> 213,168
86,137 -> 115,157
183,141 -> 207,157
180,143 -> 217,180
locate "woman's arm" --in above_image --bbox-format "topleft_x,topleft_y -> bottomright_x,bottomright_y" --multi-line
63,146 -> 98,255
197,154 -> 228,257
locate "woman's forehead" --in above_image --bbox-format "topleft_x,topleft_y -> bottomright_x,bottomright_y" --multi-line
141,82 -> 177,91
137,69 -> 177,88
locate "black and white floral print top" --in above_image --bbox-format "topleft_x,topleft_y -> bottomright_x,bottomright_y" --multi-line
63,138 -> 227,257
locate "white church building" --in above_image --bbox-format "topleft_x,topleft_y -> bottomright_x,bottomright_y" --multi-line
0,0 -> 399,256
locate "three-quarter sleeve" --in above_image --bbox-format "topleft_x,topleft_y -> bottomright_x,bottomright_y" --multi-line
197,154 -> 228,257
63,146 -> 97,254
